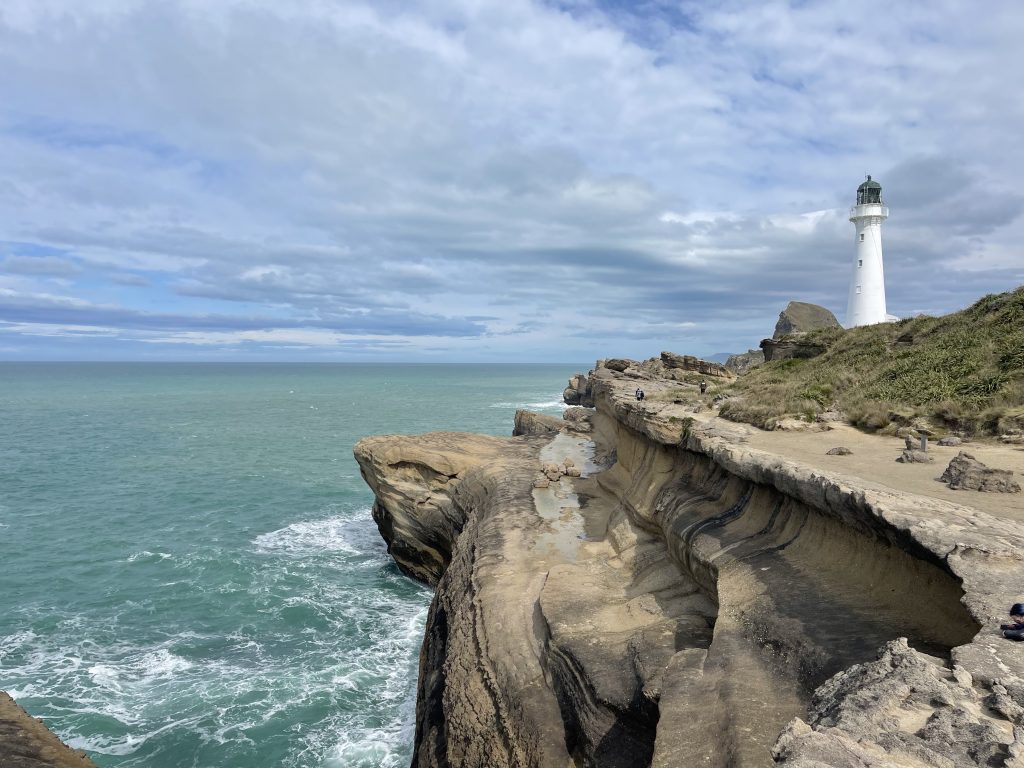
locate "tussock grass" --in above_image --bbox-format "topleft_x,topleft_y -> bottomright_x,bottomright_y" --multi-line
720,285 -> 1024,434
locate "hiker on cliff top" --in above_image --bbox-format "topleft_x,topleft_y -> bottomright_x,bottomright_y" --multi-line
699,380 -> 707,395
1002,603 -> 1024,640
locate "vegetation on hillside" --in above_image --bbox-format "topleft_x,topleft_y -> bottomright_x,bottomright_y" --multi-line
718,285 -> 1024,435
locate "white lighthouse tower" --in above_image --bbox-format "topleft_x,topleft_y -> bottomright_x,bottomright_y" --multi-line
846,175 -> 890,327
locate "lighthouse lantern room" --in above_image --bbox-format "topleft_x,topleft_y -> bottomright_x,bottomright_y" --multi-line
846,175 -> 890,327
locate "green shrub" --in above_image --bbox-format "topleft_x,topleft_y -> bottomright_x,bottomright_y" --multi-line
721,285 -> 1024,435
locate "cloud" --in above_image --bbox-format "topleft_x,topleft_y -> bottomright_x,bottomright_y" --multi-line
0,0 -> 1021,360
1,254 -> 80,276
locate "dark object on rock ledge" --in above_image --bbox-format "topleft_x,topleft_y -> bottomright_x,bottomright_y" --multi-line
938,436 -> 963,446
826,447 -> 852,455
897,449 -> 933,464
938,451 -> 1021,493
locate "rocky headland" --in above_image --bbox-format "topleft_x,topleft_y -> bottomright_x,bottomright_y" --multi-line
355,360 -> 1024,767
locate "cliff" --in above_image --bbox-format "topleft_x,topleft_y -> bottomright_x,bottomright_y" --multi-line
0,692 -> 98,768
354,366 -> 1024,767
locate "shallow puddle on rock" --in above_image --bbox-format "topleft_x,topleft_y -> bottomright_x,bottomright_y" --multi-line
533,434 -> 599,561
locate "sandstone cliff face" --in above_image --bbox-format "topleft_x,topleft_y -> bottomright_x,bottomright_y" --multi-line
355,368 -> 1024,768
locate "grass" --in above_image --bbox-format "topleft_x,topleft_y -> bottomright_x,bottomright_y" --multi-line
719,285 -> 1024,435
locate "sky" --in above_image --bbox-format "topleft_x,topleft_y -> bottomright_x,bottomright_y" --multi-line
1,0 -> 1022,362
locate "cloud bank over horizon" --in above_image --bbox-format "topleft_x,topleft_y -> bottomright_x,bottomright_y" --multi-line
1,0 -> 1022,361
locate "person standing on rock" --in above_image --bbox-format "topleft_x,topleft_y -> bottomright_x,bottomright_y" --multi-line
699,380 -> 707,395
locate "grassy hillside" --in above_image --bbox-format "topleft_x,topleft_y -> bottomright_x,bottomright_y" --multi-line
719,285 -> 1024,435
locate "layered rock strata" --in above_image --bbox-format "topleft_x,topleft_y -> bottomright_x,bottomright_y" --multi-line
354,366 -> 1024,767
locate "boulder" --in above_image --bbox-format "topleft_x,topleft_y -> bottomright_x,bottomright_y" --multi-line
772,301 -> 841,340
897,449 -> 934,463
826,447 -> 852,455
816,409 -> 845,424
938,452 -> 1022,493
659,351 -> 735,379
603,358 -> 634,372
938,436 -> 963,447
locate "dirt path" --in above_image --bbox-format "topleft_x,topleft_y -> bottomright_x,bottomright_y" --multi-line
695,412 -> 1024,522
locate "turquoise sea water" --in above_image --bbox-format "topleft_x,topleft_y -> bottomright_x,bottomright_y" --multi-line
0,363 -> 578,767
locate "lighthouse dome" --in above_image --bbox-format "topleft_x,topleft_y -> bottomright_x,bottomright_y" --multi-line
856,175 -> 882,204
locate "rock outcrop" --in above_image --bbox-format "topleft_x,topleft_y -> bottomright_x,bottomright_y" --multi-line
724,348 -> 764,375
773,639 -> 1019,767
513,409 -> 564,437
772,301 -> 841,339
658,351 -> 734,379
563,372 -> 595,407
0,692 -> 97,768
939,451 -> 1022,493
760,335 -> 829,362
758,301 -> 841,364
356,364 -> 1024,768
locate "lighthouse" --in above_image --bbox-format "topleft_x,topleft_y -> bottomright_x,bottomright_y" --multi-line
846,175 -> 890,327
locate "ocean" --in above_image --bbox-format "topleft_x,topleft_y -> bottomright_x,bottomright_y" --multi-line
0,363 -> 579,767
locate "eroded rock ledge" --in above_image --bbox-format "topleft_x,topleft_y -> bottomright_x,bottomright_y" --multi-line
0,692 -> 97,768
354,367 -> 1024,768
